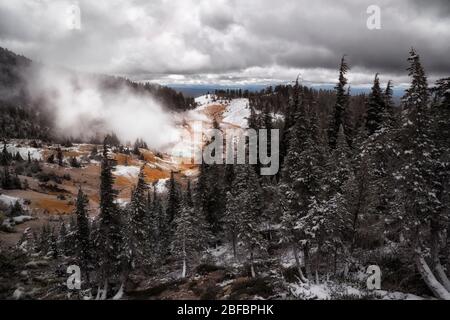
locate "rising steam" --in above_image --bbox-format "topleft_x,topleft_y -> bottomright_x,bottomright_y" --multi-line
26,66 -> 180,150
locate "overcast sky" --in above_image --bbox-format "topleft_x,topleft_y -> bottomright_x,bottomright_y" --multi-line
0,0 -> 448,87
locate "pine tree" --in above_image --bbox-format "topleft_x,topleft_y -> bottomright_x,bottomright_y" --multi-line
279,103 -> 326,281
224,188 -> 240,259
223,164 -> 235,194
152,186 -> 168,258
145,189 -> 158,253
328,125 -> 352,195
329,56 -> 350,148
58,221 -> 68,255
430,77 -> 450,280
2,166 -> 11,189
39,224 -> 52,256
49,228 -> 58,259
1,142 -> 10,166
8,200 -> 23,217
166,171 -> 181,224
128,165 -> 152,269
227,164 -> 266,277
279,76 -> 301,173
75,188 -> 91,274
172,180 -> 210,278
395,49 -> 450,299
56,147 -> 64,166
365,74 -> 386,135
14,151 -> 23,162
383,80 -> 396,127
195,159 -> 225,236
94,140 -> 129,294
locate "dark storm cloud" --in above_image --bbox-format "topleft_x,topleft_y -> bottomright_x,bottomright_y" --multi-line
0,0 -> 448,85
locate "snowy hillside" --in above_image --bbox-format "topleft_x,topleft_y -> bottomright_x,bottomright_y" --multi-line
167,95 -> 250,158
222,98 -> 250,128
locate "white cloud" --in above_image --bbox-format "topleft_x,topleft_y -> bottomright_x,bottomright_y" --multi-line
0,0 -> 448,85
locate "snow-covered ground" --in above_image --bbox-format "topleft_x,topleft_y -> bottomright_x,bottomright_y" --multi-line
222,98 -> 250,128
154,178 -> 169,193
6,144 -> 43,161
194,94 -> 229,108
0,194 -> 22,206
114,198 -> 129,207
113,165 -> 140,178
288,282 -> 425,300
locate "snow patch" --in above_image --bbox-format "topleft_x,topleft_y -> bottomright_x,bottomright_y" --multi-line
194,94 -> 228,108
222,98 -> 250,128
6,144 -> 42,161
12,215 -> 34,224
154,178 -> 169,193
115,198 -> 129,207
113,165 -> 140,178
0,194 -> 22,206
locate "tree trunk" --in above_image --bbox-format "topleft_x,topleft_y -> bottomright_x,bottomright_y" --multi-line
292,244 -> 307,283
250,249 -> 256,278
303,242 -> 313,281
182,236 -> 187,278
435,263 -> 450,292
415,251 -> 450,300
182,257 -> 187,278
232,233 -> 237,259
112,283 -> 124,300
96,279 -> 108,300
315,242 -> 322,283
430,219 -> 450,291
446,223 -> 450,272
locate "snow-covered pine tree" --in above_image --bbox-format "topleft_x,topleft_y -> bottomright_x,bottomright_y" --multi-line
279,106 -> 310,281
280,100 -> 328,281
430,77 -> 450,287
195,157 -> 225,236
1,141 -> 11,166
166,170 -> 181,225
74,187 -> 91,275
49,227 -> 58,259
152,186 -> 168,258
279,76 -> 301,174
395,49 -> 450,299
327,125 -> 352,196
231,164 -> 266,277
171,180 -> 210,278
144,188 -> 158,254
223,164 -> 235,194
328,56 -> 350,149
299,124 -> 354,278
224,188 -> 240,259
39,224 -> 51,256
94,140 -> 129,296
57,221 -> 68,256
128,165 -> 153,269
383,80 -> 396,128
365,74 -> 386,135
